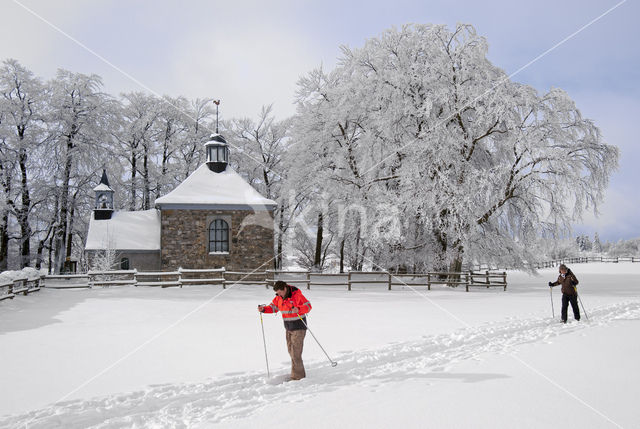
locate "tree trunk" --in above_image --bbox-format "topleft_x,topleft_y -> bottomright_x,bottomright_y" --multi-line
0,158 -> 11,271
354,226 -> 364,271
159,125 -> 171,199
35,239 -> 45,270
130,151 -> 137,210
47,231 -> 55,274
0,210 -> 8,271
339,238 -> 345,273
447,245 -> 464,286
18,146 -> 31,267
66,200 -> 76,259
54,135 -> 74,273
142,142 -> 150,210
313,213 -> 323,271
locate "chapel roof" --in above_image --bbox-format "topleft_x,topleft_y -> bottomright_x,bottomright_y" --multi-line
154,164 -> 276,210
85,209 -> 161,251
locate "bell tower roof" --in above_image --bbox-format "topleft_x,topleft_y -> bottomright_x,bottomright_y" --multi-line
93,169 -> 114,192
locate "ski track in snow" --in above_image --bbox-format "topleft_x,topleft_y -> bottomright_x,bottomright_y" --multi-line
3,300 -> 639,428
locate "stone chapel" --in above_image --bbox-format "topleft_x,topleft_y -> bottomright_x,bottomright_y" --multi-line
85,133 -> 276,271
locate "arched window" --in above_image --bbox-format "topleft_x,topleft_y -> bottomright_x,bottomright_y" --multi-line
209,219 -> 229,253
120,257 -> 130,270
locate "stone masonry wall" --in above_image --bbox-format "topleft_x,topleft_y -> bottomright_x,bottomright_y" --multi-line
161,209 -> 274,271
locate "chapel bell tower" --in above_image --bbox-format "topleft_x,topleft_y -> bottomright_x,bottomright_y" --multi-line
93,169 -> 114,220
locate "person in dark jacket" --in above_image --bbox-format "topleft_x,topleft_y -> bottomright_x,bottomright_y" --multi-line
258,281 -> 312,380
549,264 -> 580,323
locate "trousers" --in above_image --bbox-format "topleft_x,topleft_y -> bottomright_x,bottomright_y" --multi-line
286,329 -> 306,380
561,293 -> 580,322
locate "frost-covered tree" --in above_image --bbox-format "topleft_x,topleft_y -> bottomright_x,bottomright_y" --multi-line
576,234 -> 592,252
115,92 -> 163,210
155,95 -> 189,199
593,232 -> 602,253
227,104 -> 289,199
227,104 -> 291,268
0,59 -> 48,268
292,24 -> 619,272
179,98 -> 215,179
48,69 -> 115,273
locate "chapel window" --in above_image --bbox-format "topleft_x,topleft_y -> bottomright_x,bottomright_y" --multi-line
209,219 -> 229,253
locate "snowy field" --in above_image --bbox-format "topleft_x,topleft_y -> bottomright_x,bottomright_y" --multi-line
1,263 -> 639,428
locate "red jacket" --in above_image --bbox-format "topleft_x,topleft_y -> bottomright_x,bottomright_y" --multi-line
263,286 -> 311,330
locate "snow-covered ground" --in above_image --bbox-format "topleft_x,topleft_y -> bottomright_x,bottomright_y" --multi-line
1,263 -> 639,428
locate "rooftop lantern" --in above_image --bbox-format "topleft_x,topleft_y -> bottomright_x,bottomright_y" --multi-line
205,99 -> 229,173
205,133 -> 229,173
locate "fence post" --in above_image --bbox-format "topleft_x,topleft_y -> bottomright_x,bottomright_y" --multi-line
465,272 -> 469,292
427,273 -> 431,291
503,272 -> 507,291
388,272 -> 392,290
306,270 -> 311,290
222,268 -> 226,289
348,271 -> 352,291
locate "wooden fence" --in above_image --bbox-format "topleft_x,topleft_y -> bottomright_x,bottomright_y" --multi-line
467,255 -> 640,272
41,268 -> 225,289
0,276 -> 43,301
532,256 -> 640,269
32,268 -> 507,292
266,269 -> 507,292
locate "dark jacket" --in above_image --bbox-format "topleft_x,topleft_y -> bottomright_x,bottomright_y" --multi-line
551,269 -> 579,295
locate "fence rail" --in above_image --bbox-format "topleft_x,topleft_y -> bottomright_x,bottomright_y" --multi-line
532,256 -> 640,269
30,268 -> 508,293
268,270 -> 507,292
466,255 -> 640,272
0,276 -> 43,300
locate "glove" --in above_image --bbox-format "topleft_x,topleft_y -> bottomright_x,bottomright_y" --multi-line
258,304 -> 265,313
548,282 -> 553,287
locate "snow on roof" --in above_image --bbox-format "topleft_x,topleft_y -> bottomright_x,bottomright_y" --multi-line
93,183 -> 114,192
154,164 -> 276,209
85,209 -> 160,251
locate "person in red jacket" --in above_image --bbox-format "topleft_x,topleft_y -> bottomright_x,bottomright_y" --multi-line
258,281 -> 312,380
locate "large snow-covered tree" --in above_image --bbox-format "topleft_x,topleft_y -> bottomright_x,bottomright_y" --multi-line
291,24 -> 619,271
114,92 -> 163,210
226,104 -> 291,268
48,69 -> 115,273
0,59 -> 48,268
179,98 -> 215,179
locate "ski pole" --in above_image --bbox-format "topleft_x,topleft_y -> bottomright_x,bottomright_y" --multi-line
297,314 -> 338,367
259,312 -> 270,377
575,289 -> 590,321
549,286 -> 555,318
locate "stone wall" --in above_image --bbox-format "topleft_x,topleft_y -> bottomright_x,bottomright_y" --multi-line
161,209 -> 274,271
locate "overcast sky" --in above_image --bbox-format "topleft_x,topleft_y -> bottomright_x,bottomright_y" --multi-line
1,0 -> 637,242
